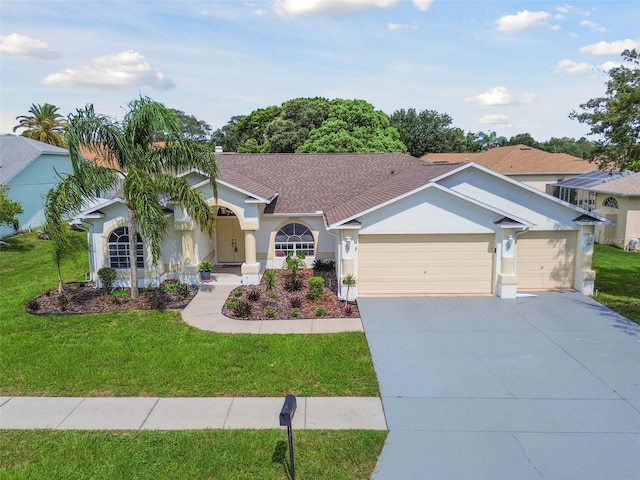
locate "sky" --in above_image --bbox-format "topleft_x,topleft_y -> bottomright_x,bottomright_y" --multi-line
1,0 -> 639,142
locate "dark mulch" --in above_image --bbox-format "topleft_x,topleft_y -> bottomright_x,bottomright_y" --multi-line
222,269 -> 358,320
25,280 -> 198,315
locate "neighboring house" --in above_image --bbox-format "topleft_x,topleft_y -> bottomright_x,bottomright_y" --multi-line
78,152 -> 606,300
587,173 -> 640,250
550,170 -> 633,211
0,135 -> 74,238
422,144 -> 599,192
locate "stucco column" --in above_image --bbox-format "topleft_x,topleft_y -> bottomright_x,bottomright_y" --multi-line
241,229 -> 260,285
576,226 -> 596,296
181,229 -> 195,266
496,231 -> 518,299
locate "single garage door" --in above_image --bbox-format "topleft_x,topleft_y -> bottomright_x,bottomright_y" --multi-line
358,234 -> 494,295
517,230 -> 576,290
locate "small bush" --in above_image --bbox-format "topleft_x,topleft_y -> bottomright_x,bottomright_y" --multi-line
307,276 -> 324,301
289,295 -> 302,309
162,281 -> 188,299
344,305 -> 353,316
262,269 -> 278,292
284,274 -> 303,292
26,298 -> 40,311
150,289 -> 167,311
233,288 -> 243,298
226,298 -> 238,310
312,258 -> 335,273
97,267 -> 117,291
315,308 -> 327,317
265,309 -> 276,319
58,295 -> 69,311
111,288 -> 129,298
247,288 -> 261,302
232,299 -> 252,318
291,310 -> 299,318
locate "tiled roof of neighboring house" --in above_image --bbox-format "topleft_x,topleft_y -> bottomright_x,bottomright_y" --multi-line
422,145 -> 599,175
587,172 -> 640,196
0,135 -> 69,184
215,153 -> 460,224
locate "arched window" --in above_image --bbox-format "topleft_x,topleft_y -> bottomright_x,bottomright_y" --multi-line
602,196 -> 619,209
274,223 -> 315,257
108,227 -> 144,268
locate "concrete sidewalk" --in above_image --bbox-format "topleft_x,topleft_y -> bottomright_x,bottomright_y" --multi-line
0,396 -> 387,430
181,283 -> 363,334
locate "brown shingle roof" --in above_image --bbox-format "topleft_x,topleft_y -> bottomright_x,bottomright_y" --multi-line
215,153 -> 460,224
587,172 -> 640,196
422,145 -> 599,174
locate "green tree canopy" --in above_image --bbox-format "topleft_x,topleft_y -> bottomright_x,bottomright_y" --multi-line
46,97 -> 218,298
170,109 -> 212,142
0,186 -> 23,229
570,49 -> 640,171
13,103 -> 68,147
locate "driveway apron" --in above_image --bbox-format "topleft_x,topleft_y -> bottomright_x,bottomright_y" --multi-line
359,291 -> 640,480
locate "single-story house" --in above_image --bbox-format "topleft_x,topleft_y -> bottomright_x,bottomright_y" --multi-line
422,144 -> 599,192
587,172 -> 640,250
78,152 -> 607,300
0,135 -> 75,238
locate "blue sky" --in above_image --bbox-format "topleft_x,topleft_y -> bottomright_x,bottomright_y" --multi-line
1,0 -> 638,142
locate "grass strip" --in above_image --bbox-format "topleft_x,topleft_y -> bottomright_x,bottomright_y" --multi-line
0,429 -> 387,480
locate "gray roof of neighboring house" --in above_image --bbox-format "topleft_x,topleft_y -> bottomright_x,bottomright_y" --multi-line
0,135 -> 69,184
586,172 -> 640,196
215,153 -> 461,224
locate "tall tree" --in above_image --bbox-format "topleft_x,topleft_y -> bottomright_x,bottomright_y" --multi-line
46,97 -> 218,298
507,133 -> 539,148
0,186 -> 23,230
13,103 -> 68,147
569,49 -> 640,171
474,131 -> 507,151
170,109 -> 212,143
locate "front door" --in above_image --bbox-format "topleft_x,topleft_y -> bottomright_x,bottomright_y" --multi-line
216,216 -> 245,263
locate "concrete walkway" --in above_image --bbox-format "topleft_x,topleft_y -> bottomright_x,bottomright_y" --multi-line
0,396 -> 386,430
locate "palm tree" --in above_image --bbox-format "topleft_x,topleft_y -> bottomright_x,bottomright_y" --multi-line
45,97 -> 218,298
13,103 -> 68,147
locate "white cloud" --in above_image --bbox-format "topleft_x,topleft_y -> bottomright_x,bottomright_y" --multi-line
495,10 -> 551,33
274,0 -> 397,17
600,61 -> 622,72
580,39 -> 640,57
465,87 -> 514,107
42,50 -> 175,90
479,114 -> 511,128
554,59 -> 593,75
412,0 -> 433,11
388,23 -> 417,31
580,20 -> 607,33
0,33 -> 61,59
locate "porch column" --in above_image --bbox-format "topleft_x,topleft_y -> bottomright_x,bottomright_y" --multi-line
576,226 -> 596,296
496,231 -> 518,299
241,229 -> 260,285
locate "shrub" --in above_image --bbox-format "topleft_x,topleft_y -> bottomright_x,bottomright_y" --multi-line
26,298 -> 40,311
289,295 -> 302,309
226,298 -> 238,310
265,309 -> 276,319
307,276 -> 324,301
344,305 -> 353,316
247,288 -> 261,302
315,308 -> 327,317
58,295 -> 69,311
291,310 -> 299,318
232,299 -> 252,318
233,288 -> 243,298
162,280 -> 188,299
150,289 -> 168,311
111,288 -> 129,298
284,274 -> 303,292
97,267 -> 117,291
312,258 -> 335,273
262,269 -> 278,292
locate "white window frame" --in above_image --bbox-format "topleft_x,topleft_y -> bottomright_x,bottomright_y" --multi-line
108,227 -> 144,269
274,223 -> 315,258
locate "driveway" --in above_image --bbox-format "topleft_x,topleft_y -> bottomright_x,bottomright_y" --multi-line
359,292 -> 640,480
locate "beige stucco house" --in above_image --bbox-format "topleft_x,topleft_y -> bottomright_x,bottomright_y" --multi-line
587,172 -> 640,250
78,153 -> 607,300
422,144 -> 599,192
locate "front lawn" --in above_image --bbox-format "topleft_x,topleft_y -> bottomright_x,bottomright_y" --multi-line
0,232 -> 379,397
1,430 -> 387,480
592,243 -> 640,325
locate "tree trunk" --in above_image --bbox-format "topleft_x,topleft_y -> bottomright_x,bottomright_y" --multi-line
128,208 -> 140,299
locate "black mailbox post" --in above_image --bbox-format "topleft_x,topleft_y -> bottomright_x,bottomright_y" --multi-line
279,395 -> 297,480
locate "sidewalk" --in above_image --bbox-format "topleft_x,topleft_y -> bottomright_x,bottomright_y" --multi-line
0,396 -> 387,431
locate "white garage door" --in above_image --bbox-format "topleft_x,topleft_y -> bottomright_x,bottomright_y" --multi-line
358,234 -> 494,295
517,231 -> 576,290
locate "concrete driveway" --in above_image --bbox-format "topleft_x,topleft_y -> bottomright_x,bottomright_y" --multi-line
359,292 -> 640,480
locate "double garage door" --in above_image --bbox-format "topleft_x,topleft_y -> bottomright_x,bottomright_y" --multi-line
358,234 -> 494,295
358,231 -> 577,296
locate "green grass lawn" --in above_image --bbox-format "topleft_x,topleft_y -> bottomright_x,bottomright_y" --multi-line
0,232 -> 379,397
592,243 -> 640,325
1,430 -> 387,480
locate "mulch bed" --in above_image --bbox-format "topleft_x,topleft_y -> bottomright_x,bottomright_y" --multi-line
25,280 -> 198,315
222,269 -> 358,320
